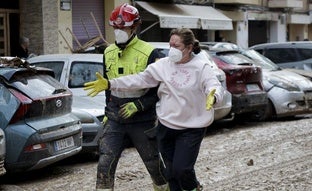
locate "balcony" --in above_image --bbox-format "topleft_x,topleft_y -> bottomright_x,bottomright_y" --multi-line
268,0 -> 303,8
214,0 -> 263,6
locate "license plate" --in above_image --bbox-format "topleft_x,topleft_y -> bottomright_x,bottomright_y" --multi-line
247,84 -> 260,91
54,136 -> 74,151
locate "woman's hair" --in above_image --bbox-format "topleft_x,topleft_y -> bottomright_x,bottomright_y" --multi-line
170,28 -> 201,54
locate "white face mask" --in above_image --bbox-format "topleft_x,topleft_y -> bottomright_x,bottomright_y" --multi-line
168,47 -> 184,63
114,29 -> 129,44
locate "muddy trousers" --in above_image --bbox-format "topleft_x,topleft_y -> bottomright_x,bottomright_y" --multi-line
157,123 -> 206,191
96,120 -> 167,189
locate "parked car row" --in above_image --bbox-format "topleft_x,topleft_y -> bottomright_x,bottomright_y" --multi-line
0,57 -> 82,173
206,42 -> 312,120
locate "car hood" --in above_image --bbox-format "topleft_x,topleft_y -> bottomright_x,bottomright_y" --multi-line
263,69 -> 312,90
72,96 -> 105,117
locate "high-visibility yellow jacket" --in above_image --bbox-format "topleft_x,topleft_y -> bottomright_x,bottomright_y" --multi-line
104,35 -> 159,123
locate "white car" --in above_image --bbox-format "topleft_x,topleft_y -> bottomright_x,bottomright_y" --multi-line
150,42 -> 232,121
28,54 -> 105,153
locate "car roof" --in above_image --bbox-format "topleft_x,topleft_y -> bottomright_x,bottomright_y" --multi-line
148,42 -> 170,49
250,41 -> 312,49
28,54 -> 103,62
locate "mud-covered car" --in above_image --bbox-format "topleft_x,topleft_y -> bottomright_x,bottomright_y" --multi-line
207,49 -> 268,120
0,128 -> 5,176
28,54 -> 105,153
0,57 -> 82,172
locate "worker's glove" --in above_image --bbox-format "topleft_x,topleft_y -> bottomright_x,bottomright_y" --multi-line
102,116 -> 108,125
118,102 -> 138,119
84,72 -> 109,97
206,89 -> 216,110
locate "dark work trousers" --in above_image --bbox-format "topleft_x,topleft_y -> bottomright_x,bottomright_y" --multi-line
157,122 -> 206,191
96,119 -> 167,189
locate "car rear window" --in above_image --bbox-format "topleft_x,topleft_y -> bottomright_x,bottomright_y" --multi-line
69,61 -> 103,88
10,73 -> 67,99
31,61 -> 64,81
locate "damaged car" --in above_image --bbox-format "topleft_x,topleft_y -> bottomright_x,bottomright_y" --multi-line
242,49 -> 312,120
28,54 -> 105,153
0,57 -> 82,172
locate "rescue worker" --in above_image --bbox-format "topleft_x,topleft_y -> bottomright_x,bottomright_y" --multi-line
94,3 -> 168,191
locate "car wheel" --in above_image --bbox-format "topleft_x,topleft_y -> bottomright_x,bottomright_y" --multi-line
259,100 -> 275,121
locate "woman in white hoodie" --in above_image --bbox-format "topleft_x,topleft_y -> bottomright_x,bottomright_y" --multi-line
85,28 -> 224,191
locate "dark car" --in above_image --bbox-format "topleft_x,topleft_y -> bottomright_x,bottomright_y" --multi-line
207,49 -> 268,120
249,41 -> 312,71
0,57 -> 82,172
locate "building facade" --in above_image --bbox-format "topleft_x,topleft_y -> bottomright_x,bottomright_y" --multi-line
0,0 -> 311,55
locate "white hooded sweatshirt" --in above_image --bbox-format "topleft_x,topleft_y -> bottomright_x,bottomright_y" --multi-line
110,54 -> 224,130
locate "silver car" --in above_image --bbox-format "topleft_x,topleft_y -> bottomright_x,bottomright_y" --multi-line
150,42 -> 232,121
28,54 -> 105,153
242,49 -> 312,120
0,128 -> 5,176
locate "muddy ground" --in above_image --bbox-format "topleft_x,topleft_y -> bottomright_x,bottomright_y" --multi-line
1,116 -> 312,191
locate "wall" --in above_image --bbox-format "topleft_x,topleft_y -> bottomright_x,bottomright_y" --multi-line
289,24 -> 308,41
19,0 -> 44,55
58,0 -> 73,53
42,0 -> 59,54
20,0 -> 73,54
104,0 -> 131,44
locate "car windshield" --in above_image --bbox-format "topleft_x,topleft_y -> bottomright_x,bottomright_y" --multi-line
242,49 -> 279,70
10,73 -> 66,99
69,61 -> 103,88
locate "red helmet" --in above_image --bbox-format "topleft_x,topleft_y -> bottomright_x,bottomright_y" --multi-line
109,3 -> 141,28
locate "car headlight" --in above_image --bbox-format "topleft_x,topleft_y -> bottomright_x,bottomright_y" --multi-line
267,76 -> 300,91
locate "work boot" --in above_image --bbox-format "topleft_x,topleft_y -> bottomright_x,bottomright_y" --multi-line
153,183 -> 170,191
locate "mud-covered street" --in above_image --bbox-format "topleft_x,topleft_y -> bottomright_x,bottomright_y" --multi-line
1,116 -> 312,191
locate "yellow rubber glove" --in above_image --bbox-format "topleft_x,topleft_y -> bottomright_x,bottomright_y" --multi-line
118,102 -> 138,119
84,72 -> 108,97
102,116 -> 108,125
206,89 -> 216,110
